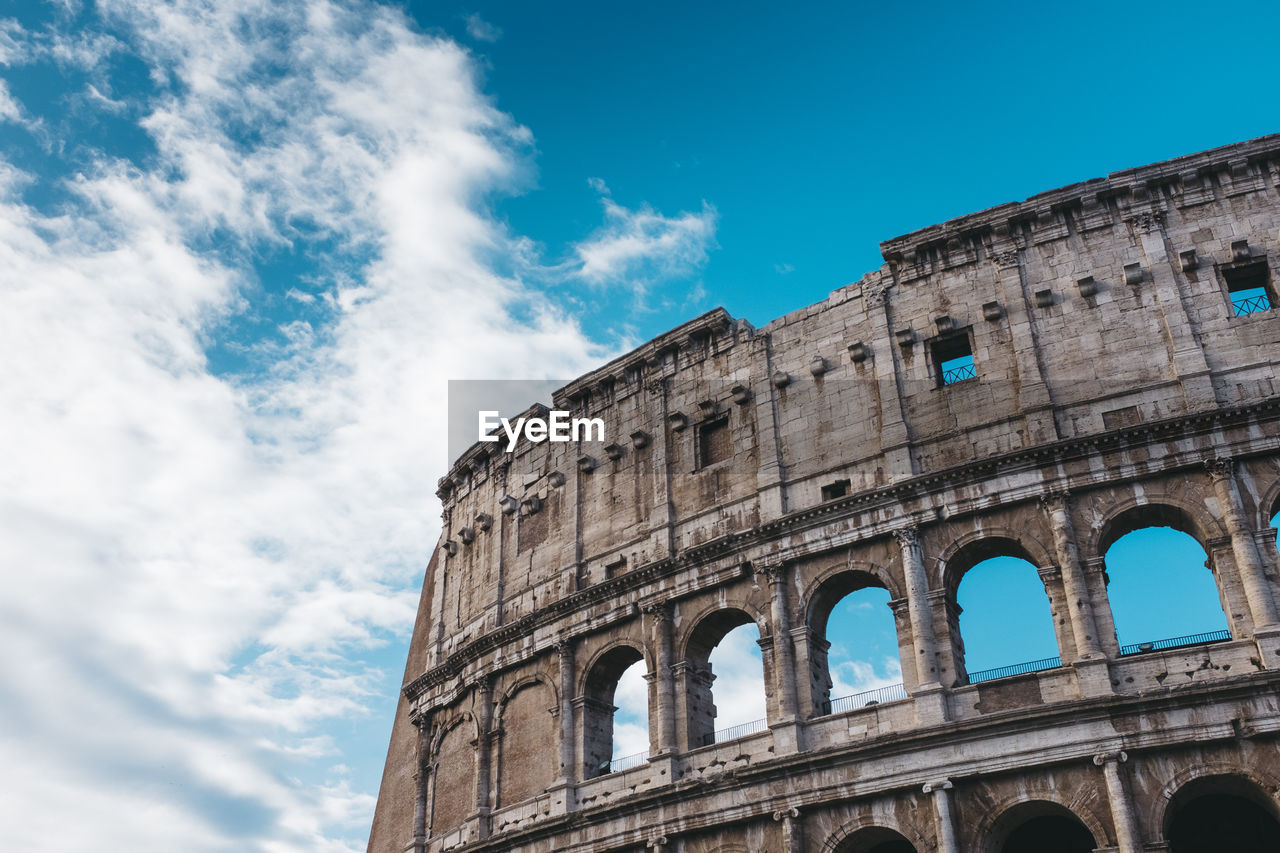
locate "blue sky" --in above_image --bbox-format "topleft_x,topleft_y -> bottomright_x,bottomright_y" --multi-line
1,1 -> 1278,850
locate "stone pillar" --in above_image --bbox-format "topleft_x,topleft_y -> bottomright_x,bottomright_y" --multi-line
895,525 -> 941,689
773,807 -> 802,852
409,717 -> 427,851
556,640 -> 577,787
1207,458 -> 1280,632
1094,751 -> 1142,853
922,779 -> 960,853
896,527 -> 948,722
473,680 -> 493,833
865,272 -> 915,480
760,564 -> 803,752
1042,492 -> 1104,658
990,243 -> 1060,443
646,602 -> 678,755
1083,556 -> 1121,658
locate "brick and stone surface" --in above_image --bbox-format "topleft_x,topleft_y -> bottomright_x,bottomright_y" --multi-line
368,135 -> 1280,852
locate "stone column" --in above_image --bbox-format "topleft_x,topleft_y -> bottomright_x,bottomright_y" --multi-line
473,680 -> 493,832
410,717 -> 428,850
896,525 -> 948,723
1094,751 -> 1142,853
922,779 -> 960,853
1083,556 -> 1121,658
1042,492 -> 1104,658
1207,458 -> 1280,631
990,243 -> 1060,443
896,526 -> 940,687
646,602 -> 678,755
556,640 -> 577,787
773,807 -> 802,852
760,563 -> 804,752
865,272 -> 915,480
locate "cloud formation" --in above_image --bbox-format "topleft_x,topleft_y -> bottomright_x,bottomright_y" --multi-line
0,2 -> 713,850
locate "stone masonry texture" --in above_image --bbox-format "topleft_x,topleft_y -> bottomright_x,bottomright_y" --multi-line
368,135 -> 1280,853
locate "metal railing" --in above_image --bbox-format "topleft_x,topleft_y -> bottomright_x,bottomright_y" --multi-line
968,655 -> 1062,684
822,682 -> 909,715
698,717 -> 767,747
1120,629 -> 1231,656
942,362 -> 977,384
607,749 -> 650,774
1233,292 -> 1272,316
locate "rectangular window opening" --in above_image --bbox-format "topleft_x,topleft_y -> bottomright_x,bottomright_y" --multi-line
932,331 -> 976,386
821,479 -> 850,501
698,416 -> 731,467
1224,261 -> 1274,316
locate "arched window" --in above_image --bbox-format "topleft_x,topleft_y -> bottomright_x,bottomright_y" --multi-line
986,802 -> 1097,853
497,680 -> 556,806
683,610 -> 766,747
429,720 -> 474,836
806,571 -> 905,715
582,646 -> 648,778
948,538 -> 1059,683
1101,506 -> 1228,652
1165,775 -> 1280,852
833,826 -> 918,853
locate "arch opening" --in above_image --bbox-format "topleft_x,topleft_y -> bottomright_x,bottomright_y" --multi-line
683,609 -> 766,747
1165,774 -> 1280,853
986,801 -> 1096,853
950,538 -> 1059,683
496,680 -> 556,807
806,571 -> 904,715
582,645 -> 647,778
832,826 -> 918,853
1102,508 -> 1229,652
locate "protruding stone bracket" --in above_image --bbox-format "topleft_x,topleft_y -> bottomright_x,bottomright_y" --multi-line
1124,262 -> 1145,287
576,455 -> 597,474
809,355 -> 828,376
730,383 -> 752,404
474,512 -> 493,531
895,328 -> 916,348
1077,276 -> 1097,297
847,341 -> 869,362
630,430 -> 651,448
1035,288 -> 1054,308
772,371 -> 792,389
982,301 -> 1003,321
1180,249 -> 1199,271
668,412 -> 688,432
1232,239 -> 1253,263
499,494 -> 519,515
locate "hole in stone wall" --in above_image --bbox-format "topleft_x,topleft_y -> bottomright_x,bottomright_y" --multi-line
1223,260 -> 1274,316
821,479 -> 850,501
698,415 -> 731,467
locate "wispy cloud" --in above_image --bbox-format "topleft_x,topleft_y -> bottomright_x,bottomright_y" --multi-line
0,1 -> 678,850
569,180 -> 718,290
464,12 -> 502,43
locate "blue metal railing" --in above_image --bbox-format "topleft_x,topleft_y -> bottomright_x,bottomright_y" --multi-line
822,682 -> 909,715
1120,629 -> 1231,656
607,749 -> 650,774
698,717 -> 767,747
942,362 -> 977,384
968,655 -> 1062,684
1233,292 -> 1272,316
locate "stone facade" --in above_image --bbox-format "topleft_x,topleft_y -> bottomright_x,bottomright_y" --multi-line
368,135 -> 1280,852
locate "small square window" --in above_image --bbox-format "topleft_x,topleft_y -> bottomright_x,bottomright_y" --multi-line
932,331 -> 976,386
698,416 -> 731,467
1223,261 -> 1274,316
821,480 -> 850,501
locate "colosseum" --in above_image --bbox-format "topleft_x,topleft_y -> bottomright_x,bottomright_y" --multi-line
368,135 -> 1280,853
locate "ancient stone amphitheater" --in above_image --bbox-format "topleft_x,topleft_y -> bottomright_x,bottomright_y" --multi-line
369,136 -> 1280,853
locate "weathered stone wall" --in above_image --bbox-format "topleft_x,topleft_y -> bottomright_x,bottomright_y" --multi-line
370,135 -> 1280,853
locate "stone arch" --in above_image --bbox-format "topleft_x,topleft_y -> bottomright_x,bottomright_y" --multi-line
495,676 -> 558,808
496,672 -> 558,717
1259,476 -> 1280,533
822,816 -> 928,853
580,641 -> 649,778
1147,763 -> 1280,843
1093,498 -> 1234,645
800,564 -> 903,715
578,637 -> 654,697
800,559 -> 902,623
938,532 -> 1060,683
429,713 -> 477,836
1090,496 -> 1225,560
937,529 -> 1054,600
973,795 -> 1107,853
677,603 -> 768,749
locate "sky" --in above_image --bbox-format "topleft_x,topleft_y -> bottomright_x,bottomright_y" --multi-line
1,1 -> 1278,850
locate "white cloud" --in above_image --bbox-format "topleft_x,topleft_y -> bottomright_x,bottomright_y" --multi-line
0,1 -> 711,850
829,656 -> 904,700
464,13 -> 502,43
707,624 -> 767,730
571,193 -> 718,290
